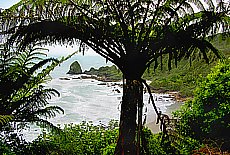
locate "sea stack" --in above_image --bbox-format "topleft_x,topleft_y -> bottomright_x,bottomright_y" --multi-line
67,61 -> 82,74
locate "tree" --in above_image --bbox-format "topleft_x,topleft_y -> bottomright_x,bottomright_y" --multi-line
0,44 -> 74,131
1,0 -> 229,154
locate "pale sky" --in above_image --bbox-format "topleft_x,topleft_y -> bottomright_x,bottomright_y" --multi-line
0,0 -> 20,9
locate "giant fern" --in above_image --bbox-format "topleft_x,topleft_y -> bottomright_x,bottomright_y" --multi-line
0,44 -> 75,131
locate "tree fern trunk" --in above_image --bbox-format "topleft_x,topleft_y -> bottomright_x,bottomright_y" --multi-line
115,79 -> 143,155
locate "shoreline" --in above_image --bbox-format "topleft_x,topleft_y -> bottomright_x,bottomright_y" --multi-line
60,74 -> 190,102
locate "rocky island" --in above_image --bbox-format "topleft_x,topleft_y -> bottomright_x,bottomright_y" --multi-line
67,61 -> 82,75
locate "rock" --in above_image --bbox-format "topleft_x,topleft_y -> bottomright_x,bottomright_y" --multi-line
97,83 -> 107,85
67,61 -> 82,74
59,77 -> 71,80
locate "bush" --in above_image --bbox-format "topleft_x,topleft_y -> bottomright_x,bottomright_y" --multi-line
0,140 -> 16,155
174,59 -> 230,150
27,123 -> 201,155
0,120 -> 203,155
144,129 -> 201,155
27,120 -> 119,155
0,132 -> 29,155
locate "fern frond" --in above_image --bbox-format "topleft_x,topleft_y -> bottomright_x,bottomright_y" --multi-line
0,44 -> 73,131
1,0 -> 229,76
33,106 -> 64,119
181,1 -> 195,15
0,115 -> 13,126
29,58 -> 58,74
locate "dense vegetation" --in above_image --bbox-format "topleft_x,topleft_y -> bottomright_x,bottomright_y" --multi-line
0,120 -> 202,155
84,65 -> 122,81
0,0 -> 229,154
174,59 -> 230,152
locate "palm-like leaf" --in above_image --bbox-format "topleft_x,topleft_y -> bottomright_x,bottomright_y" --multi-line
0,115 -> 13,127
0,45 -> 74,131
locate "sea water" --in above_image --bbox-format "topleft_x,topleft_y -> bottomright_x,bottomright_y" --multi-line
22,54 -> 177,141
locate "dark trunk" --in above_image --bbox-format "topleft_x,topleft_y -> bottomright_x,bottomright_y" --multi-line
115,78 -> 143,155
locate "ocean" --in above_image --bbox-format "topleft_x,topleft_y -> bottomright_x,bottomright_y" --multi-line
23,54 -> 179,141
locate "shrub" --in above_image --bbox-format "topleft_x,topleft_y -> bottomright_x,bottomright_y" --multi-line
174,59 -> 230,150
27,120 -> 119,155
144,130 -> 201,155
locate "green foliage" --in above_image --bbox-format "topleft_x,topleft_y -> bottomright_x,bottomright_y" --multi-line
67,61 -> 82,74
0,140 -> 16,155
169,134 -> 202,155
143,128 -> 201,155
0,120 -> 203,155
25,120 -> 119,155
81,36 -> 230,97
84,65 -> 122,81
0,44 -> 76,154
0,44 -> 75,130
143,129 -> 169,155
0,115 -> 13,126
173,59 -> 230,150
80,36 -> 230,97
2,0 -> 229,78
1,0 -> 229,154
0,132 -> 29,155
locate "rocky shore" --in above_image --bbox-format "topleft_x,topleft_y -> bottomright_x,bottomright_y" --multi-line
65,60 -> 188,102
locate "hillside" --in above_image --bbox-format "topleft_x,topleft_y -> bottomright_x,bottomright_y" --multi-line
143,35 -> 230,97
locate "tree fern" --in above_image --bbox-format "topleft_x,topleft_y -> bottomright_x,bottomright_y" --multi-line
0,44 -> 75,131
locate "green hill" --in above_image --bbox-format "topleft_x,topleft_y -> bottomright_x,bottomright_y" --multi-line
143,35 -> 230,97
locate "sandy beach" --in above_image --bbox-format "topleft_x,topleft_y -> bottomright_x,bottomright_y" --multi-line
145,102 -> 183,133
